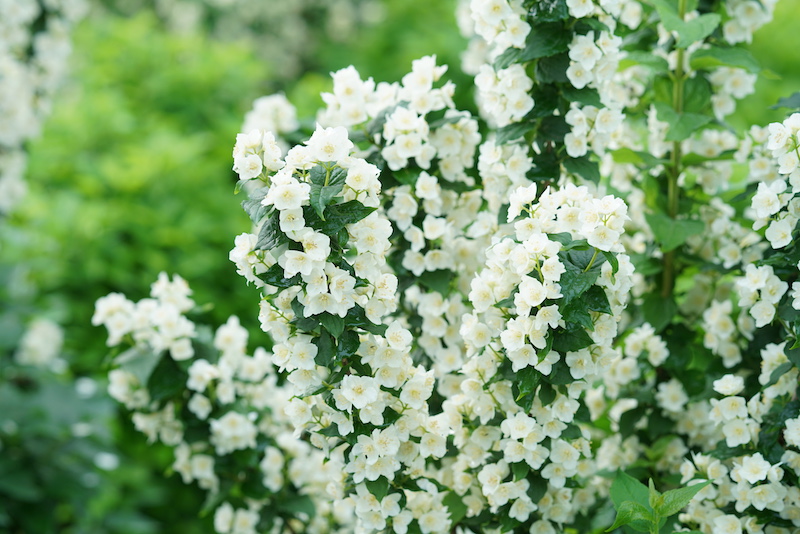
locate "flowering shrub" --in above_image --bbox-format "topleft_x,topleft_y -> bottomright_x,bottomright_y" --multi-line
0,0 -> 87,216
99,0 -> 800,533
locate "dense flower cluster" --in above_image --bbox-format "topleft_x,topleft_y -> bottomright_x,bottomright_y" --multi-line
99,0 -> 800,532
0,0 -> 87,215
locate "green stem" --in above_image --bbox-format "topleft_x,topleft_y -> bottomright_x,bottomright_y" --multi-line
661,0 -> 687,299
584,248 -> 600,273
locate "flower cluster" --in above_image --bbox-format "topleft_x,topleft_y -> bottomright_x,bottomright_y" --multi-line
0,0 -> 87,215
97,273 -> 357,533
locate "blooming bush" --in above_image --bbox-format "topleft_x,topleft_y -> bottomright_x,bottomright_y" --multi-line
98,0 -> 800,533
0,0 -> 87,216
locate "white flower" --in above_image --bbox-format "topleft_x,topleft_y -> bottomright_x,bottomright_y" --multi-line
341,375 -> 379,410
785,417 -> 800,447
713,374 -> 745,396
305,124 -> 353,162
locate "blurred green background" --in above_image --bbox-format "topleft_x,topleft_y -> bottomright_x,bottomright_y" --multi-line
1,0 -> 799,531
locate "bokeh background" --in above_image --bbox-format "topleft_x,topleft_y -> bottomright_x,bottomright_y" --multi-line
1,0 -> 798,531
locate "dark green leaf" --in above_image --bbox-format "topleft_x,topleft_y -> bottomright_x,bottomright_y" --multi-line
496,121 -> 535,145
766,362 -> 793,387
258,263 -> 301,289
552,324 -> 594,353
276,493 -> 316,519
520,23 -> 572,61
528,0 -> 570,21
366,476 -> 390,501
393,168 -> 418,186
319,313 -> 345,340
255,211 -> 290,251
539,382 -> 556,405
443,492 -> 468,524
563,155 -> 600,183
313,330 -> 335,366
539,115 -> 570,142
304,201 -> 375,236
147,353 -> 188,402
242,195 -> 269,224
336,330 -> 360,362
515,366 -> 542,411
561,86 -> 602,107
559,259 -> 601,305
418,269 -> 453,296
493,47 -> 522,70
309,182 -> 345,220
512,462 -> 530,481
536,53 -> 570,83
346,305 -> 388,336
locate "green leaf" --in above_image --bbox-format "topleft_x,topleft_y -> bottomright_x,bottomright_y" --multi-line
786,345 -> 800,367
147,353 -> 187,402
495,22 -> 571,69
418,269 -> 453,296
552,324 -> 594,353
393,168 -> 418,186
535,52 -> 570,83
366,476 -> 390,501
562,86 -> 602,107
648,479 -> 663,510
313,330 -> 335,367
654,102 -> 712,142
611,148 -> 667,168
496,121 -> 535,145
621,51 -> 670,72
258,263 -> 301,289
512,461 -> 530,481
346,305 -> 388,336
766,361 -> 793,387
610,471 -> 650,509
657,481 -> 710,517
606,500 -> 654,532
335,330 -> 359,364
559,260 -> 601,305
563,155 -> 600,183
641,292 -> 677,333
276,493 -> 316,519
443,492 -> 468,524
645,212 -> 705,252
309,183 -> 345,220
529,0 -> 570,21
255,211 -> 290,251
515,366 -> 542,411
304,201 -> 375,236
675,13 -> 721,48
539,382 -> 556,405
690,46 -> 760,73
241,189 -> 269,223
115,346 -> 161,386
650,0 -> 721,48
319,313 -> 345,340
771,92 -> 800,111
